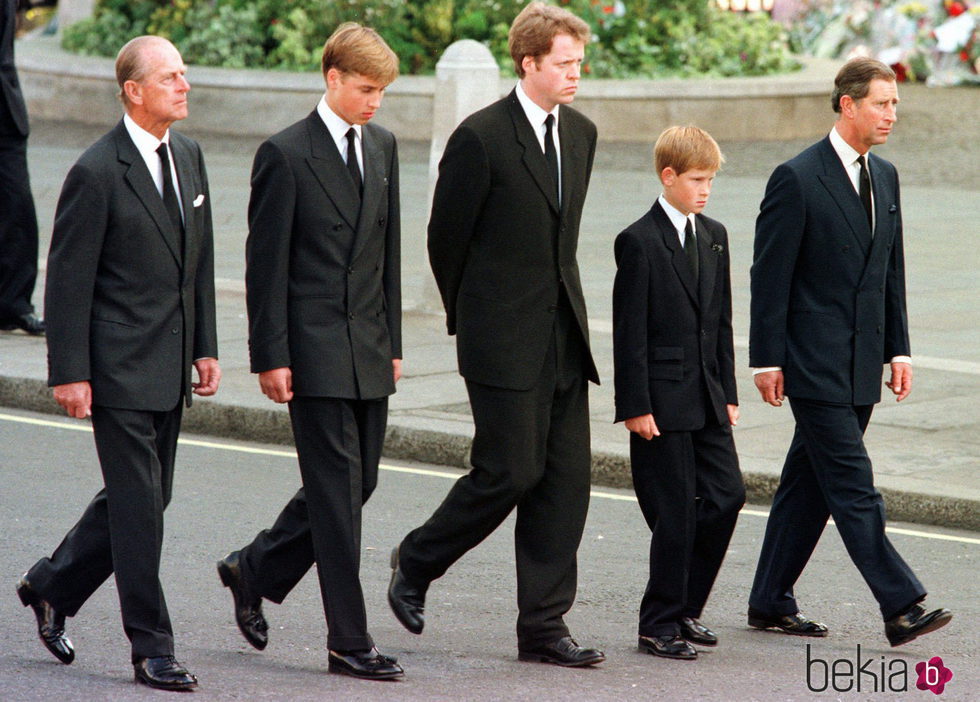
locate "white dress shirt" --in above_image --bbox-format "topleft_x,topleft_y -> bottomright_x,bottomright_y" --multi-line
515,81 -> 561,200
658,194 -> 696,248
317,95 -> 362,176
123,113 -> 182,221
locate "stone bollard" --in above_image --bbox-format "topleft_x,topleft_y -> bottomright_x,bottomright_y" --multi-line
418,40 -> 500,313
57,0 -> 96,31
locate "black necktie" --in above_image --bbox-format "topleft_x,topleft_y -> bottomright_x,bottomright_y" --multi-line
684,217 -> 699,281
544,114 -> 559,204
346,127 -> 362,198
858,154 -> 873,232
156,143 -> 184,243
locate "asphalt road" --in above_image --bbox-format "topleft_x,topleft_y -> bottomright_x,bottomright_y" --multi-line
1,407 -> 977,701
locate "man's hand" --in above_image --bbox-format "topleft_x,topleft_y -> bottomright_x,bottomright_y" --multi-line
53,381 -> 92,418
885,361 -> 912,402
727,403 -> 740,427
192,358 -> 221,396
754,370 -> 784,407
258,367 -> 293,403
393,358 -> 402,383
624,413 -> 660,440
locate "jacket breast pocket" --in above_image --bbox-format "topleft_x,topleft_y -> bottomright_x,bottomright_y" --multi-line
650,346 -> 683,381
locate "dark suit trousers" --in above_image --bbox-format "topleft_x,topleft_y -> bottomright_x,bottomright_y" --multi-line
399,302 -> 591,649
630,421 -> 743,637
0,128 -> 39,319
240,396 -> 386,651
27,404 -> 182,662
749,398 -> 925,620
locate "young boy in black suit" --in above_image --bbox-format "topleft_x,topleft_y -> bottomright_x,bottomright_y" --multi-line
612,126 -> 744,660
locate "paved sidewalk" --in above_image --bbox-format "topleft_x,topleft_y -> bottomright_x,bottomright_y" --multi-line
1,81 -> 977,529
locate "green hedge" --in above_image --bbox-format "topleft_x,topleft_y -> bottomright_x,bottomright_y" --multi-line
62,0 -> 799,78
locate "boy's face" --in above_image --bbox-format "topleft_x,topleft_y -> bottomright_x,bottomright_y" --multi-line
325,68 -> 387,125
661,167 -> 716,216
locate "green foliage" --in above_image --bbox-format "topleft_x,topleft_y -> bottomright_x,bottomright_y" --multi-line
62,0 -> 798,78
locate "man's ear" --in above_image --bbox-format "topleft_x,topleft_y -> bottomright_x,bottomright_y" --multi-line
123,80 -> 142,106
660,167 -> 676,187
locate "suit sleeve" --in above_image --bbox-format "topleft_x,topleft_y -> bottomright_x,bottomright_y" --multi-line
44,161 -> 108,386
612,229 -> 652,422
245,140 -> 296,373
883,171 -> 910,360
749,163 -> 806,368
426,125 -> 491,335
192,143 -> 218,360
715,224 -> 738,405
385,134 -> 402,359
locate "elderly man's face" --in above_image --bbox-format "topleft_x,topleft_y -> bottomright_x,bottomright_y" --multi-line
129,41 -> 190,129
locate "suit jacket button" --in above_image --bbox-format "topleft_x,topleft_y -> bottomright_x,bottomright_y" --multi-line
333,223 -> 343,231
171,328 -> 179,334
378,217 -> 386,226
347,266 -> 354,274
348,313 -> 355,320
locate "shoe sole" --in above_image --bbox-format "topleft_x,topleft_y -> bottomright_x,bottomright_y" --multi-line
388,548 -> 424,635
748,617 -> 828,637
637,644 -> 697,661
216,559 -> 268,651
327,661 -> 404,680
517,651 -> 606,667
134,674 -> 198,691
888,611 -> 953,647
16,578 -> 75,665
680,636 -> 718,647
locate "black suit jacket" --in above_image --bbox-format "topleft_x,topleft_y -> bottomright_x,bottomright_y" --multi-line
0,0 -> 28,137
45,120 -> 218,410
613,202 -> 737,431
749,136 -> 909,406
427,90 -> 598,391
245,111 -> 401,400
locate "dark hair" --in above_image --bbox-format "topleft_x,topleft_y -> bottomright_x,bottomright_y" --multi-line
831,57 -> 896,113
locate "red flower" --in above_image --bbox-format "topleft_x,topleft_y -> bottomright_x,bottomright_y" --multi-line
948,1 -> 966,16
961,50 -> 971,61
603,5 -> 614,13
890,62 -> 908,82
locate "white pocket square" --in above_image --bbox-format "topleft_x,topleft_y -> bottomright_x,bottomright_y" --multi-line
193,194 -> 205,207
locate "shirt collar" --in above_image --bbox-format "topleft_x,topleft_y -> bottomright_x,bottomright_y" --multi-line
317,95 -> 361,144
658,194 -> 694,234
829,125 -> 864,170
123,113 -> 169,156
515,81 -> 559,131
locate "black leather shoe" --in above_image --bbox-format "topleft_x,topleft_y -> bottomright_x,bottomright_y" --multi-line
217,551 -> 268,650
518,636 -> 605,667
748,608 -> 828,637
328,647 -> 404,680
387,546 -> 427,635
0,312 -> 45,335
885,603 -> 952,647
638,634 -> 698,660
679,617 -> 718,646
133,656 -> 198,691
16,575 -> 74,664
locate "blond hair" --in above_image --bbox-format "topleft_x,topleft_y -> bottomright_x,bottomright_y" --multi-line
508,2 -> 591,78
321,22 -> 399,85
654,125 -> 724,176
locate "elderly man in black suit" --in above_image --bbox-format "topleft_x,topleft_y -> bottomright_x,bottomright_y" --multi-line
0,0 -> 44,334
215,23 -> 403,681
387,2 -> 604,667
16,36 -> 219,691
747,57 -> 951,648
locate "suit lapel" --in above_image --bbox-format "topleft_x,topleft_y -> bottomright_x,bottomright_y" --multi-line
172,136 -> 198,274
116,122 -> 182,267
508,93 -> 560,215
695,215 -> 718,310
816,137 -> 872,254
349,125 -> 386,263
652,202 -> 698,307
305,112 -> 361,230
861,153 -> 896,282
